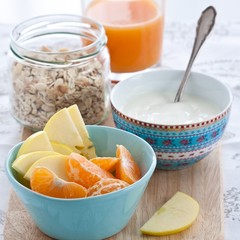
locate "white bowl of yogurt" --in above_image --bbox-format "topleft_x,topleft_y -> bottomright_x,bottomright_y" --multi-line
110,69 -> 232,170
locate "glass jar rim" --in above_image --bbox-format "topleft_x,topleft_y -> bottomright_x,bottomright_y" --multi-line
10,14 -> 107,66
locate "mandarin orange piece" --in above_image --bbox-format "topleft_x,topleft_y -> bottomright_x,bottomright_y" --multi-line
115,145 -> 141,184
89,157 -> 120,173
30,167 -> 87,199
87,178 -> 129,197
66,153 -> 115,188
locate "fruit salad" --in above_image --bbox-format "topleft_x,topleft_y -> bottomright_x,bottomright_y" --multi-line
12,104 -> 141,199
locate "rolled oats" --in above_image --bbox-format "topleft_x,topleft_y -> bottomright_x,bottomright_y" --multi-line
9,15 -> 110,130
10,52 -> 109,130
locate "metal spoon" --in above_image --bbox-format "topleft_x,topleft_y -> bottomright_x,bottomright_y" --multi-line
174,6 -> 217,103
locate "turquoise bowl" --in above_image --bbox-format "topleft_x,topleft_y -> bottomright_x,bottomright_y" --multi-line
5,125 -> 156,240
111,70 -> 232,170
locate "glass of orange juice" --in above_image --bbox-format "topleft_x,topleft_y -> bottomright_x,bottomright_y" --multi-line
82,0 -> 165,79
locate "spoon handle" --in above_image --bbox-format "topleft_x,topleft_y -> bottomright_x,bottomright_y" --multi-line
174,6 -> 217,103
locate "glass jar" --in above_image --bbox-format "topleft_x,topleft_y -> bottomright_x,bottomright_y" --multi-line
8,14 -> 110,130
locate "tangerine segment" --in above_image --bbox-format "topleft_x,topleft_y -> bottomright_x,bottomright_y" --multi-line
87,178 -> 129,197
116,145 -> 141,184
66,153 -> 115,188
30,167 -> 87,199
89,157 -> 120,172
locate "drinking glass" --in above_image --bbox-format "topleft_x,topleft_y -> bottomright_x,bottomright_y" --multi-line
82,0 -> 165,81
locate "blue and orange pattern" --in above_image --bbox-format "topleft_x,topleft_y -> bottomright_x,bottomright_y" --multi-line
112,104 -> 231,170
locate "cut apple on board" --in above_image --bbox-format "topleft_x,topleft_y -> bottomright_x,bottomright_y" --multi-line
67,105 -> 96,159
24,155 -> 69,181
140,192 -> 200,236
17,131 -> 53,158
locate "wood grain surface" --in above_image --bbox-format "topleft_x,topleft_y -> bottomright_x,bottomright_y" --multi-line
4,114 -> 224,240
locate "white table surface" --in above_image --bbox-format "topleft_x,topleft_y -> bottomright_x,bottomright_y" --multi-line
1,1 -> 240,239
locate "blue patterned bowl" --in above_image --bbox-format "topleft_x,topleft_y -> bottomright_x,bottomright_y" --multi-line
111,70 -> 232,170
5,126 -> 156,240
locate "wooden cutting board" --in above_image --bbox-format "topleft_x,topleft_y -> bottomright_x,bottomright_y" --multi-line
4,114 -> 224,240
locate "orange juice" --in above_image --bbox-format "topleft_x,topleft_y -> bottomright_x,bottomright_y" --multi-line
86,0 -> 164,73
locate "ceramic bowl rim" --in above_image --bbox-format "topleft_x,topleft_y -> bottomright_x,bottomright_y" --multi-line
5,125 -> 157,202
110,69 -> 233,128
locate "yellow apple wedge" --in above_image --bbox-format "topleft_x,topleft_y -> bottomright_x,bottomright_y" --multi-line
51,141 -> 76,155
12,151 -> 61,176
17,131 -> 53,158
44,108 -> 84,150
140,192 -> 200,236
67,104 -> 97,159
24,155 -> 68,181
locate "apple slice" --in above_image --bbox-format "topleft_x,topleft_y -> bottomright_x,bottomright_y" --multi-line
44,108 -> 84,149
17,131 -> 53,158
51,141 -> 76,155
140,192 -> 199,236
12,151 -> 61,176
67,105 -> 97,159
24,155 -> 68,181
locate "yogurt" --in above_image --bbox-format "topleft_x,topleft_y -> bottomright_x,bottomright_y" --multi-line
121,92 -> 220,125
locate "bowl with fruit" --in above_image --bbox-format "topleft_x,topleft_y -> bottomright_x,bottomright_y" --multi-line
111,69 -> 232,170
5,105 -> 156,240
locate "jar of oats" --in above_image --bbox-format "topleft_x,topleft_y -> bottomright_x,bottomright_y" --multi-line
8,15 -> 110,130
